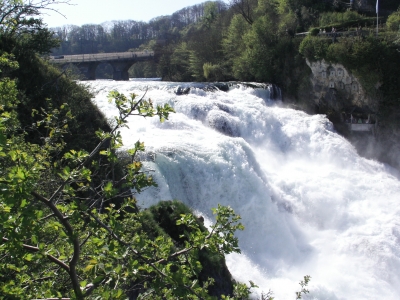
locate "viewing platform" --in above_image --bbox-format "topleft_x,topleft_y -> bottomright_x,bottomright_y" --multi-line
341,107 -> 377,135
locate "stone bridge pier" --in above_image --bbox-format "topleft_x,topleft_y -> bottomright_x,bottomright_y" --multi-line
76,62 -> 99,80
75,61 -> 133,81
110,61 -> 133,81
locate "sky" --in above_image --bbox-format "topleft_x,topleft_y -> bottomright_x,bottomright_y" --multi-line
41,0 -> 229,28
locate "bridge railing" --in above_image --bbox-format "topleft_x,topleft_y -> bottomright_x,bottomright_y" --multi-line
49,51 -> 154,63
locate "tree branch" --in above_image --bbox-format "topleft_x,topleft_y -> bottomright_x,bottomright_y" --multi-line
31,191 -> 83,299
1,237 -> 70,272
85,210 -> 169,278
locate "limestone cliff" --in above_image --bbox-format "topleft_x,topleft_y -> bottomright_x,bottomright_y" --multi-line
306,59 -> 377,113
304,59 -> 400,171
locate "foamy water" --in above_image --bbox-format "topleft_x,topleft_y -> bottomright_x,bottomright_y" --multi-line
86,79 -> 400,299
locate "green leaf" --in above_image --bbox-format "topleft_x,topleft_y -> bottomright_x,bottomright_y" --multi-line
104,181 -> 113,193
93,275 -> 105,284
84,263 -> 95,272
23,253 -> 34,261
20,199 -> 27,208
116,289 -> 123,298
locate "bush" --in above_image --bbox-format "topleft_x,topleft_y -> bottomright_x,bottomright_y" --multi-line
309,28 -> 319,36
386,10 -> 400,31
319,11 -> 364,27
146,200 -> 235,298
0,81 -> 246,299
299,35 -> 330,61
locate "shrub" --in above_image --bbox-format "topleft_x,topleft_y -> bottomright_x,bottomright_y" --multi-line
386,10 -> 400,31
299,35 -> 330,61
309,28 -> 319,36
319,11 -> 364,27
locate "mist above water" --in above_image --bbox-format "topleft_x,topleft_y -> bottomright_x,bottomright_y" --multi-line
87,79 -> 400,299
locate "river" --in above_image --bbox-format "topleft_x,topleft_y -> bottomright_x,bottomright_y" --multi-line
86,79 -> 400,299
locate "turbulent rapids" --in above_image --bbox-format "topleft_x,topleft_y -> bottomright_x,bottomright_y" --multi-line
87,79 -> 400,299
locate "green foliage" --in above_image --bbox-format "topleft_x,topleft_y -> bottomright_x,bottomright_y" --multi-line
386,10 -> 400,31
0,46 -> 250,298
222,280 -> 260,300
1,1 -> 110,155
222,0 -> 311,93
0,78 -> 252,299
279,10 -> 298,34
240,11 -> 280,82
0,0 -> 60,55
15,58 -> 111,153
319,11 -> 364,27
0,53 -> 19,76
203,62 -> 223,81
309,27 -> 319,36
283,0 -> 330,12
169,42 -> 193,81
157,42 -> 193,81
222,14 -> 252,80
189,50 -> 206,81
299,35 -> 330,61
310,17 -> 381,35
203,2 -> 220,28
395,25 -> 400,48
295,275 -> 311,299
145,200 -> 237,297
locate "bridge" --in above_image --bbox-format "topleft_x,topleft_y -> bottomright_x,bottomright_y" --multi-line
49,51 -> 154,81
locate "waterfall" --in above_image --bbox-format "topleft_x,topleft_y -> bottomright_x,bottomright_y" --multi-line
87,79 -> 400,299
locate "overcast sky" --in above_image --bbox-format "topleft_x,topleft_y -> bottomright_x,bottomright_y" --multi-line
41,0 -> 229,28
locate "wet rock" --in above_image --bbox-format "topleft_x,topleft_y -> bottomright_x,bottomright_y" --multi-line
174,86 -> 190,95
206,111 -> 240,137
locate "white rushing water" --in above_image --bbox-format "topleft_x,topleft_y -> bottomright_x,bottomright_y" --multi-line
86,79 -> 400,300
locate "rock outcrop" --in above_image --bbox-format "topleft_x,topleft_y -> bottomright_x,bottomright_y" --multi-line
306,59 -> 377,113
304,59 -> 400,171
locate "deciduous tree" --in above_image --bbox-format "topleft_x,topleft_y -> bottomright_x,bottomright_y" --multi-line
0,75 -> 249,298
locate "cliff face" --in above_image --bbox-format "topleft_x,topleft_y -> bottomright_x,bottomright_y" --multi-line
306,59 -> 378,113
303,59 -> 400,171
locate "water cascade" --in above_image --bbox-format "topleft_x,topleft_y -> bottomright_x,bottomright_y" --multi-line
87,79 -> 400,299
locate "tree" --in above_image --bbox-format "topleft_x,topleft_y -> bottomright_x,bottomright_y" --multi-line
228,0 -> 258,25
203,2 -> 220,28
0,0 -> 71,38
0,54 -> 249,298
222,14 -> 252,80
0,1 -> 63,58
387,9 -> 400,32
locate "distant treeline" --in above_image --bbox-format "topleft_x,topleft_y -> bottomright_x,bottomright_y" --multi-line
50,0 -> 228,55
